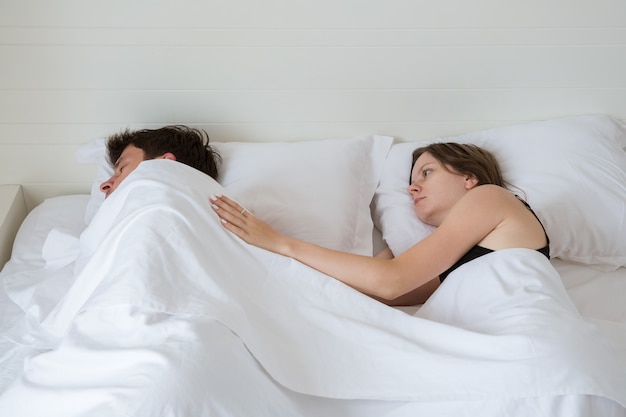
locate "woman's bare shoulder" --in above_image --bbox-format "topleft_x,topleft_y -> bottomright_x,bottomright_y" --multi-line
470,183 -> 511,196
443,185 -> 517,239
462,184 -> 517,208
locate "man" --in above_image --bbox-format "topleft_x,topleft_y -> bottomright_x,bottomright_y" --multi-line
99,125 -> 221,198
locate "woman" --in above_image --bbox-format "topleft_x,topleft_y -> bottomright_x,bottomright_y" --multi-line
210,142 -> 549,306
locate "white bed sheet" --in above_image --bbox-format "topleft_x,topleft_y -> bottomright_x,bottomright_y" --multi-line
1,168 -> 625,416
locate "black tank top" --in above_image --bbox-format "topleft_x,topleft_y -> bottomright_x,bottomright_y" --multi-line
438,196 -> 550,283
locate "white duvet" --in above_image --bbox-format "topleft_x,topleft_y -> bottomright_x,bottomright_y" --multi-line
1,160 -> 625,416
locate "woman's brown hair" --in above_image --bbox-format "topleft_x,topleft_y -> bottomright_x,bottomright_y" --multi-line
411,142 -> 505,187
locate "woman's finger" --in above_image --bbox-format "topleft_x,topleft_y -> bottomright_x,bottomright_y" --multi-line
210,194 -> 250,226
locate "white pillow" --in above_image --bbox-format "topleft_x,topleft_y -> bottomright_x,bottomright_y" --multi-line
373,145 -> 437,257
6,195 -> 89,267
76,135 -> 393,255
372,114 -> 626,271
75,137 -> 110,225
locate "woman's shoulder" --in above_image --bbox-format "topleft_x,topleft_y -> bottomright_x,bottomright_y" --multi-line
436,185 -> 513,257
465,184 -> 516,205
445,185 -> 513,229
453,185 -> 522,224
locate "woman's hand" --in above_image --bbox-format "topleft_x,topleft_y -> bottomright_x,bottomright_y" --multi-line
210,194 -> 288,255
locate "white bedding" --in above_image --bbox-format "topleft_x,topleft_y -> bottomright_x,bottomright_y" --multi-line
1,160 -> 625,416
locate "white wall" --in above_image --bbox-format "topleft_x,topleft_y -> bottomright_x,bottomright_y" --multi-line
1,0 -> 625,209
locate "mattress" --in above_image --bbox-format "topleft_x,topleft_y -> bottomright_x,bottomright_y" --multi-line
0,189 -> 624,417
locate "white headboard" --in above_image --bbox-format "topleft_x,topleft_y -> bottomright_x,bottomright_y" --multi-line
1,0 -> 625,210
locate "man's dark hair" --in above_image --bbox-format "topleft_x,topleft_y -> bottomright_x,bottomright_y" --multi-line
106,125 -> 221,179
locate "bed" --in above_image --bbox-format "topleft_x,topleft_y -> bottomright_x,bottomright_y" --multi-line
1,114 -> 625,416
2,2 -> 626,416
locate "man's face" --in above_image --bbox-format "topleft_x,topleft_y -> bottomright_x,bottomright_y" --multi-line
99,145 -> 146,198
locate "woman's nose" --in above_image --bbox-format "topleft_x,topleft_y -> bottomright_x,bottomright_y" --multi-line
407,182 -> 420,195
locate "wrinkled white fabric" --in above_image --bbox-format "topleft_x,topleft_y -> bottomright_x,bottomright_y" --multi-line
1,160 -> 624,416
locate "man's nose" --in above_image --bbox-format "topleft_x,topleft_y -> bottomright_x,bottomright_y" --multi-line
100,178 -> 113,194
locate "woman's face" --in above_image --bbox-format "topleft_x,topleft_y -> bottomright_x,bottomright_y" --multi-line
407,152 -> 476,226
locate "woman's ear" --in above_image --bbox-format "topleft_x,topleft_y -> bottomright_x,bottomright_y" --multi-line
161,152 -> 176,161
464,175 -> 479,189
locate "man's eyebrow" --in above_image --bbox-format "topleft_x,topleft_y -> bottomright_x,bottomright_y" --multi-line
113,154 -> 127,169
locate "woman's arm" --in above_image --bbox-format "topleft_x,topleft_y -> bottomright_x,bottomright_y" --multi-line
210,188 -> 505,301
368,277 -> 440,306
375,246 -> 393,259
210,194 -> 408,299
371,246 -> 439,305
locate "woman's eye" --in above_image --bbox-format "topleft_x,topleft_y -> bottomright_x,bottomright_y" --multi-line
422,169 -> 431,177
